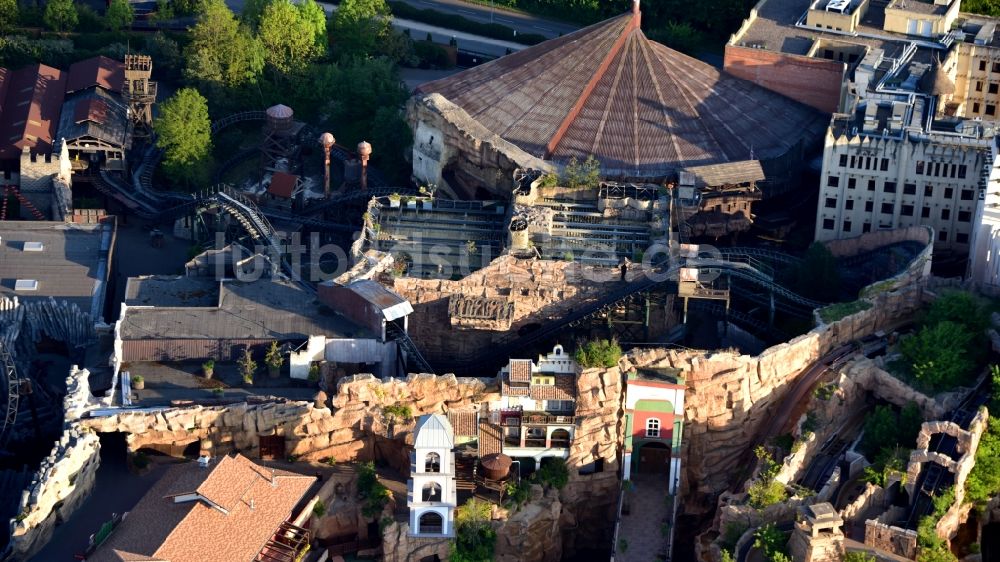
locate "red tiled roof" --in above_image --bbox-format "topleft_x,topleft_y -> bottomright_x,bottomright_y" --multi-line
501,380 -> 530,396
416,9 -> 824,180
508,359 -> 532,383
0,64 -> 66,159
74,98 -> 108,124
268,172 -> 298,198
448,409 -> 479,437
66,55 -> 125,94
528,374 -> 576,401
478,420 -> 503,457
90,454 -> 315,562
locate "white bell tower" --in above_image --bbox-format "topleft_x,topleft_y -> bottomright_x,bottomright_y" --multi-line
408,414 -> 457,537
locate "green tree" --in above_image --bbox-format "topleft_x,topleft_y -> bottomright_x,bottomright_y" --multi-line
242,0 -> 271,28
900,321 -> 976,392
298,0 -> 327,47
0,0 -> 18,33
561,155 -> 602,189
861,405 -> 913,458
753,523 -> 789,562
258,0 -> 321,73
330,0 -> 392,60
649,21 -> 703,55
184,0 -> 265,89
451,499 -> 496,562
105,0 -> 134,31
154,88 -> 213,188
44,0 -> 78,31
844,552 -> 877,562
573,338 -> 622,368
966,417 -> 1000,504
237,347 -> 257,384
963,0 -> 1000,17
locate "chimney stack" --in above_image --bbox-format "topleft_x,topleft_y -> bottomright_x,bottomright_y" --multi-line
320,133 -> 335,198
632,0 -> 641,28
357,141 -> 372,191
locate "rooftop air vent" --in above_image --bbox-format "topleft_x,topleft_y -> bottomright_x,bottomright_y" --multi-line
14,279 -> 38,291
22,242 -> 43,252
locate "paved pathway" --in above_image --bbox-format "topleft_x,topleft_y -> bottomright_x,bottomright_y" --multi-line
616,474 -> 672,562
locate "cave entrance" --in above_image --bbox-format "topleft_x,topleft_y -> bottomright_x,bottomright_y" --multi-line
637,441 -> 670,476
983,522 -> 1000,561
259,434 -> 286,460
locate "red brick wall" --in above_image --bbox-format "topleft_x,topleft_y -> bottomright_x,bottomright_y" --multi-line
724,44 -> 843,114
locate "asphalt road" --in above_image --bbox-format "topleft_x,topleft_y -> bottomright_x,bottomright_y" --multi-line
394,0 -> 579,38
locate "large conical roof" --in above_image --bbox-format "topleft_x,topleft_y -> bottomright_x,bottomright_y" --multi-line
417,10 -> 826,179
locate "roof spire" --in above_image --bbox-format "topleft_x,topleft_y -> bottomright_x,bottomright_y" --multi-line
632,0 -> 641,29
633,0 -> 640,14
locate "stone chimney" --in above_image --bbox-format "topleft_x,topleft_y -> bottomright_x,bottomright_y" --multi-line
357,141 -> 372,191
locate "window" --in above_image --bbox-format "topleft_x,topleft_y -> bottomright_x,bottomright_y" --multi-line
959,210 -> 972,222
424,452 -> 441,473
827,175 -> 840,187
939,230 -> 948,242
904,183 -> 916,195
959,165 -> 968,179
845,199 -> 855,210
977,81 -> 984,92
881,203 -> 894,214
981,60 -> 988,71
884,182 -> 897,193
865,201 -> 874,212
848,177 -> 856,189
863,223 -> 872,233
646,418 -> 660,438
990,83 -> 998,95
988,104 -> 996,116
961,190 -> 975,201
945,187 -> 954,199
823,218 -> 835,230
422,482 -> 442,502
957,232 -> 969,244
547,400 -> 574,411
992,62 -> 1000,73
825,197 -> 837,208
839,154 -> 848,167
941,208 -> 951,220
902,205 -> 914,216
419,512 -> 443,534
868,179 -> 876,191
925,185 -> 934,197
974,102 -> 982,113
843,221 -> 852,233
916,161 -> 925,175
881,159 -> 889,171
922,206 -> 931,218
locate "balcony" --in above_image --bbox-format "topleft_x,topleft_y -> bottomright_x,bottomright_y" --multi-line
522,413 -> 575,425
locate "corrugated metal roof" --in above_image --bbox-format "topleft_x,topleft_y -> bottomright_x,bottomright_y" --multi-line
414,414 -> 454,449
680,161 -> 766,188
124,276 -> 218,307
342,280 -> 413,321
57,88 -> 130,149
120,279 -> 372,340
65,56 -> 124,94
417,9 -> 825,180
0,64 -> 66,159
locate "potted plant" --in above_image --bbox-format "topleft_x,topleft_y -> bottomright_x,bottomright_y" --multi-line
265,341 -> 284,378
238,348 -> 256,386
419,185 -> 436,209
202,359 -> 215,379
131,374 -> 144,390
404,196 -> 417,209
388,193 -> 401,208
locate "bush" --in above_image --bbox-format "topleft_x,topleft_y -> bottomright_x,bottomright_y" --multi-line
451,499 -> 495,562
560,155 -> 601,189
412,40 -> 453,68
535,458 -> 569,490
818,300 -> 872,323
900,321 -> 976,392
312,498 -> 326,517
844,553 -> 876,562
753,523 -> 789,562
747,447 -> 787,508
573,338 -> 622,368
966,417 -> 1000,504
382,404 -> 413,422
860,404 -> 923,459
357,461 -> 391,517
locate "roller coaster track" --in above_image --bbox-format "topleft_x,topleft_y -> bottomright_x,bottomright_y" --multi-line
687,258 -> 828,310
0,340 -> 18,447
717,247 -> 803,266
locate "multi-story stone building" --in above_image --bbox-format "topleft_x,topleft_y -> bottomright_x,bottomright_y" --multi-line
728,0 -> 1000,263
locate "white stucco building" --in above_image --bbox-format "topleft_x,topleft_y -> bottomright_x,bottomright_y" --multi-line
408,414 -> 457,537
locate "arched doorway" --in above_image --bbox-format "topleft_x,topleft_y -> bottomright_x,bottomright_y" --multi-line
550,429 -> 571,448
419,511 -> 443,534
637,441 -> 670,475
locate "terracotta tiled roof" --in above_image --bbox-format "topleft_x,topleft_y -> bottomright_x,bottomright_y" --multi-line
501,380 -> 530,396
448,409 -> 479,437
529,375 -> 576,401
90,454 -> 315,562
478,420 -> 503,458
508,359 -> 532,383
416,9 -> 824,180
0,63 -> 66,158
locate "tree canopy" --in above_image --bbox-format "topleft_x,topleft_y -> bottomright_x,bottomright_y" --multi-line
258,0 -> 322,73
154,88 -> 213,188
105,0 -> 135,31
0,0 -> 17,33
184,0 -> 265,89
44,0 -> 78,31
330,0 -> 393,60
298,0 -> 328,47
